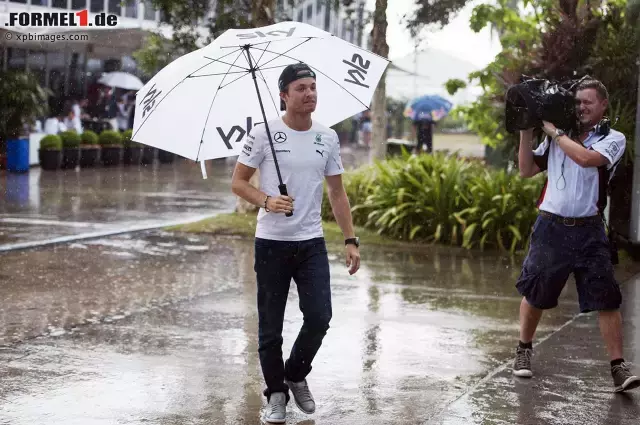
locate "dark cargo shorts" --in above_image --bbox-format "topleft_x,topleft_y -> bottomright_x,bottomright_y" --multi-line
516,213 -> 621,313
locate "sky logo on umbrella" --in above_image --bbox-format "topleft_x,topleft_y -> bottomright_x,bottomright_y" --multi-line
217,117 -> 263,149
141,84 -> 163,119
236,27 -> 296,39
343,54 -> 371,89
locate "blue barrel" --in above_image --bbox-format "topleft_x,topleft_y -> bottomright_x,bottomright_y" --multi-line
6,138 -> 29,173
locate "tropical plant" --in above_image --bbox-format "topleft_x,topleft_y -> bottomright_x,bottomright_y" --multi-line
321,150 -> 545,253
322,164 -> 376,223
454,169 -> 544,251
355,151 -> 479,244
0,71 -> 51,140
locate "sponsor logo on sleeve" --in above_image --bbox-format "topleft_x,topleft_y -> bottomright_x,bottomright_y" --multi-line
605,141 -> 620,158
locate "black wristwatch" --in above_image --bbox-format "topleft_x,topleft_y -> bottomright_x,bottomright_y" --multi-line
345,237 -> 360,248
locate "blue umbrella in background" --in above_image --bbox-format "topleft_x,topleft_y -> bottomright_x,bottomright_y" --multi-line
403,95 -> 453,122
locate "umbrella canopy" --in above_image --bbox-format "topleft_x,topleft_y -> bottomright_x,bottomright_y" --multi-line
404,94 -> 453,122
98,72 -> 144,90
132,22 -> 389,165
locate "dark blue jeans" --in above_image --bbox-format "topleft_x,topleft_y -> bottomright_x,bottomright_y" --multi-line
254,237 -> 332,400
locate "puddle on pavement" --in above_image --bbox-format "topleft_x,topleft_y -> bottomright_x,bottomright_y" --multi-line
0,161 -> 237,247
0,230 -> 590,424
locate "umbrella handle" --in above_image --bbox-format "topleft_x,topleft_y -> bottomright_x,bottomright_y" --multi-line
279,184 -> 293,217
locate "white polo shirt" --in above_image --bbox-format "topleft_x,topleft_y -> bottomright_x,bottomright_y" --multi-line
237,118 -> 344,241
534,128 -> 626,218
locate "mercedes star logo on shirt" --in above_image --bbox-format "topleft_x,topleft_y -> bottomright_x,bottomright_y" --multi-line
274,132 -> 287,143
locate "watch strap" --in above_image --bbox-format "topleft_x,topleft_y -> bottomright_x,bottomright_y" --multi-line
345,237 -> 359,246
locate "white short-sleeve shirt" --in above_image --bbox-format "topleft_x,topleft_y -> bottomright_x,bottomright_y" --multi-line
237,117 -> 344,241
535,128 -> 626,218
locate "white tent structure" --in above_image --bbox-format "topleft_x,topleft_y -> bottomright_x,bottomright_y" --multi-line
386,47 -> 484,105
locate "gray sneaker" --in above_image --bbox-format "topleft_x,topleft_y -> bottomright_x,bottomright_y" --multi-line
513,346 -> 533,378
612,362 -> 640,393
285,378 -> 316,414
263,392 -> 287,424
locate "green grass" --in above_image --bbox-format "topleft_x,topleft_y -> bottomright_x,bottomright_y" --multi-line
168,212 -> 421,248
433,133 -> 482,145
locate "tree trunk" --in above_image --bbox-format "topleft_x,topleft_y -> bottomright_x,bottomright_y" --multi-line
369,0 -> 389,161
235,0 -> 276,214
253,0 -> 275,26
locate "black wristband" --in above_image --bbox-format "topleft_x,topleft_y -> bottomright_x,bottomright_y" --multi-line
264,195 -> 271,212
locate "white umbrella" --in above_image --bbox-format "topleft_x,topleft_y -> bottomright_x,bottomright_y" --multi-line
132,21 -> 389,181
98,71 -> 144,90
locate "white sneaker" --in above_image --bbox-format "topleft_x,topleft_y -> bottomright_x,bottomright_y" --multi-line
263,392 -> 286,424
285,378 -> 316,414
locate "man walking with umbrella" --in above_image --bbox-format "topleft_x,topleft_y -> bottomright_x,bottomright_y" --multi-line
231,63 -> 361,423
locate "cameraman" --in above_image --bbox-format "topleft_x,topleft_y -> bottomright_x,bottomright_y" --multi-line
514,79 -> 639,392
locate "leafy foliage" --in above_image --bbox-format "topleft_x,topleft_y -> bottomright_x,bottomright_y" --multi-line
0,71 -> 51,140
321,151 -> 544,253
99,130 -> 124,147
80,130 -> 99,146
448,0 -> 639,166
40,135 -> 62,150
59,131 -> 81,148
406,0 -> 472,36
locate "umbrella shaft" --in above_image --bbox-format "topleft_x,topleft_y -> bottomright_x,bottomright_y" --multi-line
245,46 -> 284,187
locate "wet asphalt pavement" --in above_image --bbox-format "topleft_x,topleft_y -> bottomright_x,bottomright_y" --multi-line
1,230 -> 639,424
0,160 -> 236,250
1,158 -> 640,424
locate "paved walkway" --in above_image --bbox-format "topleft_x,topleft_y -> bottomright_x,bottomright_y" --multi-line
433,274 -> 640,425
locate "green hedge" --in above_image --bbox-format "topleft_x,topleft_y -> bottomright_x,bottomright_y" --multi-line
99,130 -> 123,147
40,134 -> 62,150
59,130 -> 81,148
81,130 -> 99,146
322,150 -> 545,253
122,129 -> 143,148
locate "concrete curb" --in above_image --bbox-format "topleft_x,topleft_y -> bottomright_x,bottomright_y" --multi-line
0,213 -> 220,253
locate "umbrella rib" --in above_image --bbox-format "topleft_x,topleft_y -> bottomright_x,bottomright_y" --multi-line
218,71 -> 253,90
254,46 -> 370,111
132,47 -> 243,142
197,49 -> 248,161
250,38 -> 311,70
248,49 -> 280,116
251,63 -> 291,72
218,37 -> 321,49
254,41 -> 271,69
202,56 -> 249,72
188,69 -> 251,78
